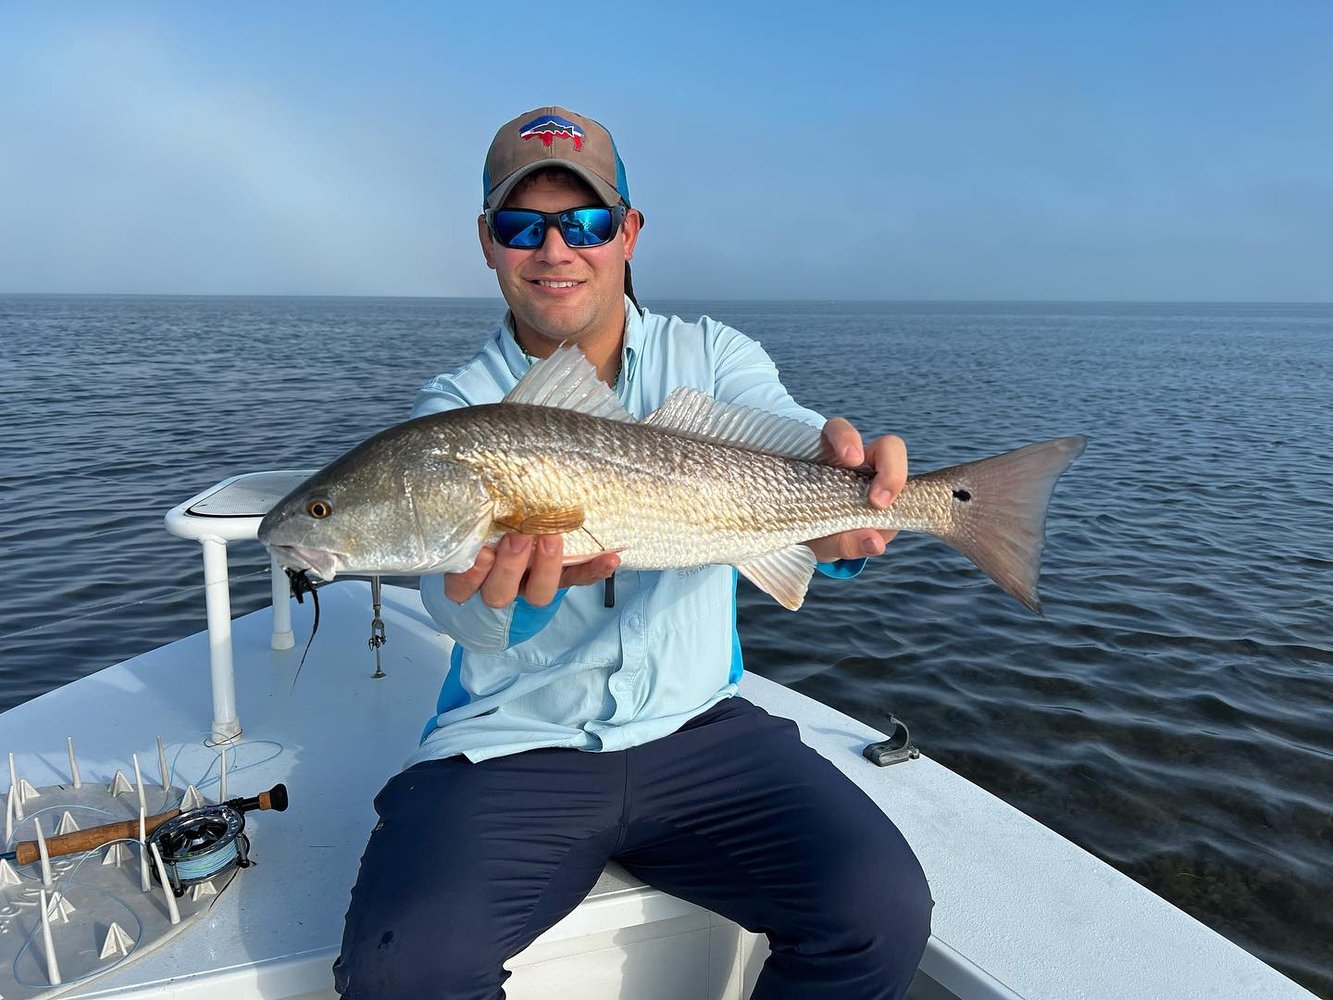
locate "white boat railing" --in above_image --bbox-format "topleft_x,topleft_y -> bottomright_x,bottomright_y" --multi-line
163,471 -> 313,744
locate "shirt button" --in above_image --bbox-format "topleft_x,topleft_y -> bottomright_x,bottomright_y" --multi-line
625,615 -> 642,629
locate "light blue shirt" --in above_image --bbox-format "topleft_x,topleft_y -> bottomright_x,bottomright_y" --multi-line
406,298 -> 862,765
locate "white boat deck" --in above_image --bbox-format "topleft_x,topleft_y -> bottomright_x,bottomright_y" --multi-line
0,580 -> 1315,999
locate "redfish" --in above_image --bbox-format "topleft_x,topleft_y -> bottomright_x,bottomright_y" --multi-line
259,347 -> 1086,611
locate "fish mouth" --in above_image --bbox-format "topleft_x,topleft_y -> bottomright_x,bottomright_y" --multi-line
267,544 -> 344,582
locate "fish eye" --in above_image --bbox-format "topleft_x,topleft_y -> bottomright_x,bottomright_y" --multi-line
307,498 -> 333,519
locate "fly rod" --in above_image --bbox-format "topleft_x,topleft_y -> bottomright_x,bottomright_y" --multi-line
2,783 -> 288,866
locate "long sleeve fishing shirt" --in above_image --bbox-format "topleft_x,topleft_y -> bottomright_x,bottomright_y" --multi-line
406,299 -> 863,765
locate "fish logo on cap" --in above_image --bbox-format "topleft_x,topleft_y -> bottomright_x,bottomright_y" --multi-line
519,114 -> 584,151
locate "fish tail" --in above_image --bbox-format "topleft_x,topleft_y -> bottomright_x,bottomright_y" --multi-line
912,436 -> 1087,614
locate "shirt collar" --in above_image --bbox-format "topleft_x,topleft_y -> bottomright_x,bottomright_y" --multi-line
500,295 -> 644,389
499,309 -> 528,379
622,294 -> 644,386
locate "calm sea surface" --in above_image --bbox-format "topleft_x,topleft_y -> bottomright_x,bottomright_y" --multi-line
2,296 -> 1331,995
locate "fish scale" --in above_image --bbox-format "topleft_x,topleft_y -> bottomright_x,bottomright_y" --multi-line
451,405 -> 881,566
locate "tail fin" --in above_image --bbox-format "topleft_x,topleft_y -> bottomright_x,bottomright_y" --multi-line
918,436 -> 1087,614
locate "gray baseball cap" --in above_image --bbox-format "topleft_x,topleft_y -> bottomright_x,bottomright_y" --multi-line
483,106 -> 633,211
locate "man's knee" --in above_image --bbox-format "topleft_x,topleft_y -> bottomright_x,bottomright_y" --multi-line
842,849 -> 930,945
801,823 -> 934,972
334,920 -> 507,1000
862,853 -> 933,967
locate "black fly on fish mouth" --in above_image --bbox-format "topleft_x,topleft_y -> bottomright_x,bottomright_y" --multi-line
285,567 -> 322,689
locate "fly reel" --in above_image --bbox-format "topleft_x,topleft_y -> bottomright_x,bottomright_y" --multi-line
149,783 -> 288,897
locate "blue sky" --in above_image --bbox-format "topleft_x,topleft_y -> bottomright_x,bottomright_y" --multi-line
2,2 -> 1329,300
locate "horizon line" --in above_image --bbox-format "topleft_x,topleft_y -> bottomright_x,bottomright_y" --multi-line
3,292 -> 1332,307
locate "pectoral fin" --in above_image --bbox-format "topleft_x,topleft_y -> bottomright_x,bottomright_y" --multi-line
735,545 -> 818,611
494,506 -> 586,535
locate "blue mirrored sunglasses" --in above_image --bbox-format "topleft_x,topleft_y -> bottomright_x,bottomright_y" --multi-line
487,205 -> 626,249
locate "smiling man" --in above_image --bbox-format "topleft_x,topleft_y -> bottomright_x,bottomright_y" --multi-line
477,171 -> 639,388
332,106 -> 932,1000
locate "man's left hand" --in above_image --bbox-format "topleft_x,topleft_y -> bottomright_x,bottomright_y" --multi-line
803,417 -> 906,563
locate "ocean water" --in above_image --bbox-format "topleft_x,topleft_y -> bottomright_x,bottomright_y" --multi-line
1,295 -> 1330,995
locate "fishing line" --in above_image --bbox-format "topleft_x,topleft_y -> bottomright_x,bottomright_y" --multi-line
5,569 -> 276,642
149,786 -> 285,897
576,525 -> 616,608
150,807 -> 250,892
167,739 -> 285,802
285,569 -> 323,689
10,848 -> 147,986
169,835 -> 241,882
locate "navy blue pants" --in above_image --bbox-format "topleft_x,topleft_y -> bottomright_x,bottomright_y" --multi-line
333,697 -> 932,999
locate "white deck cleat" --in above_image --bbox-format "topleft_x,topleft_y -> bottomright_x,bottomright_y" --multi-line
0,859 -> 21,887
181,784 -> 207,810
189,879 -> 218,901
108,770 -> 134,796
100,920 -> 136,959
102,842 -> 134,867
56,810 -> 80,835
45,891 -> 76,923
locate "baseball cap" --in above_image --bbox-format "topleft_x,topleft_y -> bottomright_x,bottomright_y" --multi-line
483,106 -> 633,212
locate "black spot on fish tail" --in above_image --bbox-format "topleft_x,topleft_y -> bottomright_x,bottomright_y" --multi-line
952,489 -> 972,502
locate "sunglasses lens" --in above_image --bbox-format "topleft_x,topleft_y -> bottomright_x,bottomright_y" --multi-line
491,207 -> 621,249
491,210 -> 546,249
558,208 -> 617,247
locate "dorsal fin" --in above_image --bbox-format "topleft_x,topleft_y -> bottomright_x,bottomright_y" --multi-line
643,388 -> 825,460
503,344 -> 634,421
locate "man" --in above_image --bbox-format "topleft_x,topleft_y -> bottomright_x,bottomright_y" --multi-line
334,106 -> 932,1000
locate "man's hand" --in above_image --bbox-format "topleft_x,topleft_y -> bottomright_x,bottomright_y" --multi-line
443,533 -> 621,608
804,417 -> 907,563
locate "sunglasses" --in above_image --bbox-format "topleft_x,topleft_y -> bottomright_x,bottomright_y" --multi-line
487,205 -> 626,250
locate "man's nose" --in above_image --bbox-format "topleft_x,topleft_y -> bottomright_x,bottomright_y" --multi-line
535,221 -> 576,263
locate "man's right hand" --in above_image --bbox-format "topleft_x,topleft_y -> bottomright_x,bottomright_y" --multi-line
443,533 -> 621,608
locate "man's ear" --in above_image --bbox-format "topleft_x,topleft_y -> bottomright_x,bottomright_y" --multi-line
621,208 -> 642,262
477,214 -> 497,270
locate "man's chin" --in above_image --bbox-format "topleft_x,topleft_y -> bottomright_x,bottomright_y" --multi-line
514,304 -> 595,344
